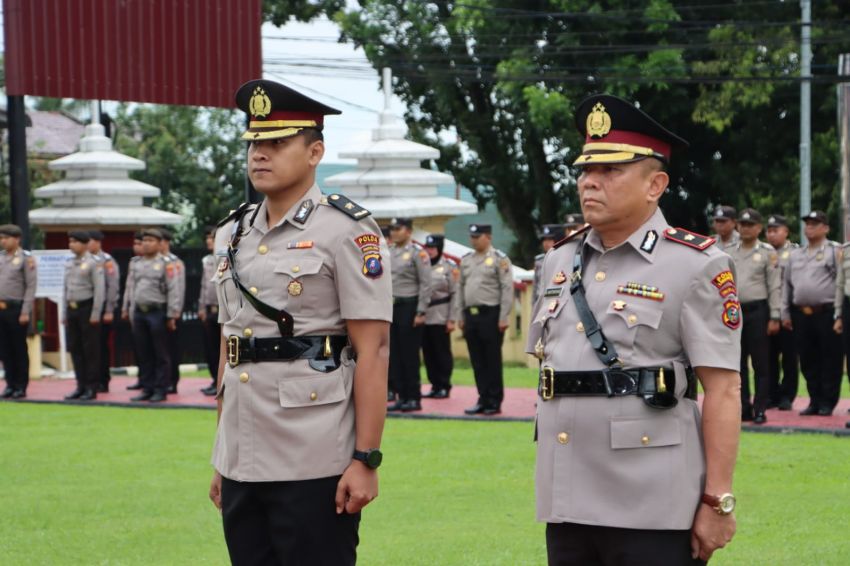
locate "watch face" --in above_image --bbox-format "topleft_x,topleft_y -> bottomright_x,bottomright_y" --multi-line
366,449 -> 383,469
719,494 -> 736,514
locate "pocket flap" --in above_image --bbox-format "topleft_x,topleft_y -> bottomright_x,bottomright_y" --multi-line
274,256 -> 324,278
606,300 -> 663,329
278,373 -> 345,408
610,417 -> 682,449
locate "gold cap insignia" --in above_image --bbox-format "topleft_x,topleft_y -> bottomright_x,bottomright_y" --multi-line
586,103 -> 612,138
249,86 -> 272,118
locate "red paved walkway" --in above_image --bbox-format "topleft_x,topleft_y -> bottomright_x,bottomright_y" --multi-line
3,376 -> 849,435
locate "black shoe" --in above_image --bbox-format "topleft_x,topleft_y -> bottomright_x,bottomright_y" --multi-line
400,400 -> 422,412
817,407 -> 833,416
126,382 -> 143,391
131,391 -> 154,402
753,412 -> 767,425
65,389 -> 85,400
11,389 -> 26,399
424,388 -> 450,399
483,406 -> 502,416
464,403 -> 486,415
387,391 -> 397,403
167,385 -> 177,394
96,384 -> 109,393
766,400 -> 780,410
149,391 -> 167,403
1,387 -> 15,399
846,422 -> 850,429
799,405 -> 819,416
79,390 -> 97,401
741,407 -> 754,422
387,400 -> 406,412
201,385 -> 218,396
778,399 -> 793,411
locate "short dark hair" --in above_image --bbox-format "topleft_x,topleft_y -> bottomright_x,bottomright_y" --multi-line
300,127 -> 324,145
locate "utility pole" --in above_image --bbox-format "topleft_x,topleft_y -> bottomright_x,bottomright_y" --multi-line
799,0 -> 812,240
839,54 -> 850,241
7,95 -> 31,249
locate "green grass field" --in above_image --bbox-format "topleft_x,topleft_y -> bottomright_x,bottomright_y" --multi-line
1,401 -> 848,565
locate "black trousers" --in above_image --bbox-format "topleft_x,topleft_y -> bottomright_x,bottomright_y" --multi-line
389,300 -> 423,401
463,305 -> 504,408
546,522 -> 705,566
67,304 -> 101,391
422,323 -> 453,391
791,306 -> 843,411
202,306 -> 221,386
0,304 -> 29,392
842,297 -> 850,392
739,301 -> 771,415
221,475 -> 360,566
98,317 -> 114,388
168,317 -> 182,388
132,309 -> 171,394
768,324 -> 797,405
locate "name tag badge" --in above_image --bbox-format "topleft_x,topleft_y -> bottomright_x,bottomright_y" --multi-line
544,287 -> 563,298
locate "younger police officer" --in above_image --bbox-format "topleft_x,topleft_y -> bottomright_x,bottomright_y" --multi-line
0,224 -> 37,399
533,225 -> 566,304
160,229 -> 186,393
199,226 -> 220,396
421,234 -> 458,398
208,79 -> 391,566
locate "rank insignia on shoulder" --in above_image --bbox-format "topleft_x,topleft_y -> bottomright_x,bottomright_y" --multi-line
663,227 -> 715,251
326,194 -> 371,220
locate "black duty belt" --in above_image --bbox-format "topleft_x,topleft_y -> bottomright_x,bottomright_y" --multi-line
0,299 -> 22,310
428,296 -> 452,307
393,296 -> 419,305
67,298 -> 94,310
227,335 -> 348,373
794,304 -> 831,316
136,303 -> 166,314
465,305 -> 497,315
205,305 -> 219,314
539,366 -> 697,407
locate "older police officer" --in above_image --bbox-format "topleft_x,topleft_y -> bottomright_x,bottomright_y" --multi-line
528,95 -> 741,565
208,80 -> 391,565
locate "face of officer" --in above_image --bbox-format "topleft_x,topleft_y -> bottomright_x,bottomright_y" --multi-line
766,225 -> 789,248
469,233 -> 492,252
804,220 -> 829,245
712,218 -> 735,238
87,239 -> 102,254
206,233 -> 215,252
389,225 -> 411,245
542,238 -> 556,252
576,159 -> 667,243
247,132 -> 324,196
425,246 -> 439,259
132,239 -> 144,257
68,238 -> 87,256
141,236 -> 161,257
738,222 -> 762,245
159,239 -> 171,254
0,234 -> 20,253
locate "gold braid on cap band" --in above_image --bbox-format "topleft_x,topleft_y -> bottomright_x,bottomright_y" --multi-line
249,120 -> 318,129
582,142 -> 660,157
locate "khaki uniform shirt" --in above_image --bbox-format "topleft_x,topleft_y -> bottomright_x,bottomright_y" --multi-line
727,240 -> 781,318
212,184 -> 392,482
526,208 -> 741,530
456,246 -> 514,323
166,252 -> 186,314
389,241 -> 431,313
712,230 -> 740,250
63,252 -> 105,323
833,242 -> 850,315
532,253 -> 545,304
129,254 -> 181,318
92,251 -> 121,314
425,256 -> 459,325
198,254 -> 218,308
781,241 -> 839,320
0,248 -> 37,316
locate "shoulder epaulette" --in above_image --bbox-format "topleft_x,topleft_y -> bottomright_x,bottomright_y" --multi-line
22,250 -> 32,257
217,202 -> 254,228
534,253 -> 545,260
494,249 -> 507,258
663,227 -> 715,251
553,223 -> 591,249
325,193 -> 371,220
462,251 -> 473,258
445,257 -> 458,266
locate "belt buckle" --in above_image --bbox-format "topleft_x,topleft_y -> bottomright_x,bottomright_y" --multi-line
470,306 -> 479,315
140,304 -> 149,313
69,301 -> 78,309
0,301 -> 6,310
801,306 -> 814,315
227,335 -> 240,367
541,367 -> 555,401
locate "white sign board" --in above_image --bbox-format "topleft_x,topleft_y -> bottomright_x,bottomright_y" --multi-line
31,250 -> 71,300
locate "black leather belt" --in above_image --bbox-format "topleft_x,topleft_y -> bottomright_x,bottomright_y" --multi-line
67,298 -> 94,310
465,305 -> 497,315
393,296 -> 418,305
428,296 -> 451,307
794,304 -> 831,316
0,299 -> 22,310
136,303 -> 166,313
227,335 -> 348,373
539,366 -> 697,406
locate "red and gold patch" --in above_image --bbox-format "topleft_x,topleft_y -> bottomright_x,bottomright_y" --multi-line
166,263 -> 175,278
105,260 -> 116,275
712,270 -> 735,289
722,299 -> 741,329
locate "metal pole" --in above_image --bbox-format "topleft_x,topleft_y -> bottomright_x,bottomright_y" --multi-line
839,54 -> 850,242
799,0 -> 812,240
7,95 -> 31,248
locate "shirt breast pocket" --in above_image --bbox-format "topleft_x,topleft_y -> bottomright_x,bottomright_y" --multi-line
273,256 -> 326,310
533,288 -> 570,325
214,271 -> 237,321
605,299 -> 664,347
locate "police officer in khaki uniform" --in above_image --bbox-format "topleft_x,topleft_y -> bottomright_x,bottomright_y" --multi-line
711,206 -> 739,250
421,234 -> 458,398
126,229 -> 180,403
0,224 -> 36,399
207,79 -> 391,566
781,210 -> 842,416
63,231 -> 106,401
387,217 -> 431,412
527,95 -> 740,564
199,226 -> 220,396
122,231 -> 145,390
88,230 -> 120,392
727,209 -> 781,424
160,229 -> 186,393
765,214 -> 798,410
533,225 -> 566,304
457,223 -> 513,415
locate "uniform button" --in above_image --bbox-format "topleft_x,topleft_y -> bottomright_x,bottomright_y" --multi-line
292,265 -> 301,273
595,271 -> 606,282
557,432 -> 570,444
239,372 -> 249,383
258,244 -> 269,255
310,392 -> 318,401
249,286 -> 258,295
576,322 -> 585,332
243,328 -> 253,338
628,314 -> 638,325
641,435 -> 650,446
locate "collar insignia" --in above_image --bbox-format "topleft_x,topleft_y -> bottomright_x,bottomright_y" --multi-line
293,200 -> 314,224
640,230 -> 658,253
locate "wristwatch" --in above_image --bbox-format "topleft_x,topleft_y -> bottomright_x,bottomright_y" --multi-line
701,492 -> 736,515
352,448 -> 383,469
